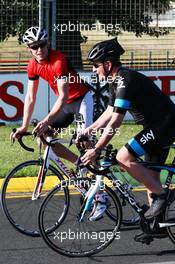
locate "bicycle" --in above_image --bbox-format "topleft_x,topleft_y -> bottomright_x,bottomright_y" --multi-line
1,124 -> 141,237
38,143 -> 175,257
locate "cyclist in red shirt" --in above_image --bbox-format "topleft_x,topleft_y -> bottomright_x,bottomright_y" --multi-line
12,26 -> 93,164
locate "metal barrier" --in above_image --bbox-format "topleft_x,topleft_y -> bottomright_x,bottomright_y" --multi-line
0,53 -> 174,73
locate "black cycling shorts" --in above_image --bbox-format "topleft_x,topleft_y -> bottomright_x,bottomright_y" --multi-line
125,117 -> 175,163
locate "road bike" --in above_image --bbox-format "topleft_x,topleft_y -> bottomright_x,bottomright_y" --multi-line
38,143 -> 175,257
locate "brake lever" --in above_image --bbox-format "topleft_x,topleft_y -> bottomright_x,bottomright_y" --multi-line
69,132 -> 77,147
11,136 -> 15,146
10,128 -> 17,145
32,132 -> 37,140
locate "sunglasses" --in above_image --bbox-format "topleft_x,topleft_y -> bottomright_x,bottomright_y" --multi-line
93,63 -> 102,68
29,41 -> 47,50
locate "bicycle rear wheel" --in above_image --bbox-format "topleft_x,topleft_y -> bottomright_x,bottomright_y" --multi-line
1,159 -> 68,237
105,191 -> 140,227
165,199 -> 175,243
105,174 -> 145,227
117,188 -> 146,227
39,178 -> 122,257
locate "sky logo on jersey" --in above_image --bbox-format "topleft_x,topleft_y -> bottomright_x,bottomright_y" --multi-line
140,130 -> 155,145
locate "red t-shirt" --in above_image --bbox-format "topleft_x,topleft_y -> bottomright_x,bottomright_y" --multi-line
27,49 -> 89,103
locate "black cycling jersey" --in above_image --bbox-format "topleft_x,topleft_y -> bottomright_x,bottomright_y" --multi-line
108,67 -> 175,126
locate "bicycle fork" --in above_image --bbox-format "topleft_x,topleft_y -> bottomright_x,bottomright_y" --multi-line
32,137 -> 53,200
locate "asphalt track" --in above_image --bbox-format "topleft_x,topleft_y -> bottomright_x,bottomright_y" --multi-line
1,192 -> 175,264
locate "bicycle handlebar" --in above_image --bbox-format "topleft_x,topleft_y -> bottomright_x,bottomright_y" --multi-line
12,128 -> 34,152
75,135 -> 118,174
12,128 -> 67,152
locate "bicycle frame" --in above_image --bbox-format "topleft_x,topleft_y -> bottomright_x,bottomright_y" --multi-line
32,136 -> 76,200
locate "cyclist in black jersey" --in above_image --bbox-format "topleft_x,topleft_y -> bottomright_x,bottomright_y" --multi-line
80,38 -> 175,237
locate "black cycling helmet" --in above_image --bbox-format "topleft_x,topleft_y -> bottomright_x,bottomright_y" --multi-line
88,38 -> 125,63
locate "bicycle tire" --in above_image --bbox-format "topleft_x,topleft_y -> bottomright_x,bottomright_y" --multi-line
105,196 -> 140,226
1,159 -> 68,237
165,199 -> 175,244
38,177 -> 122,257
104,174 -> 144,227
116,188 -> 143,227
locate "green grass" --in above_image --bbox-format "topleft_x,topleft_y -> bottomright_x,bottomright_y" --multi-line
0,123 -> 174,184
0,122 -> 136,178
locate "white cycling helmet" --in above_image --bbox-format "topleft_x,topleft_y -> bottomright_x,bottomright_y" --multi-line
23,26 -> 48,45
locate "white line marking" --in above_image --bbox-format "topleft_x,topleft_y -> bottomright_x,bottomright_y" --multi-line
140,262 -> 175,264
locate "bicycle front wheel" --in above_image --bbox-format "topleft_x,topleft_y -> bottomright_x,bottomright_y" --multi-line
1,159 -> 68,237
39,178 -> 122,257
